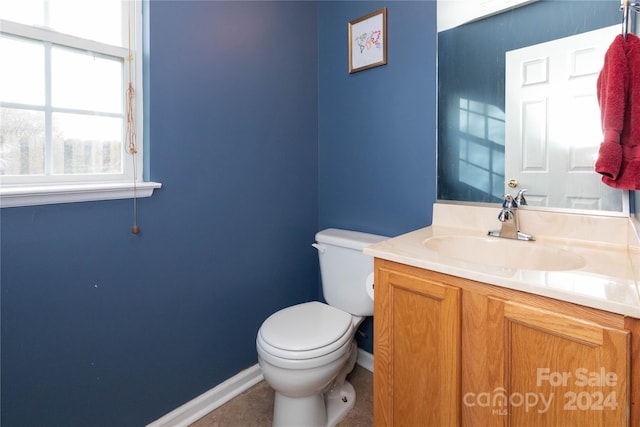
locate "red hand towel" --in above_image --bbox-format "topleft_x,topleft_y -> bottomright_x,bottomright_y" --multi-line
595,34 -> 640,189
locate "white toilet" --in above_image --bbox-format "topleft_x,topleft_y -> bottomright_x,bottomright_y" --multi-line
256,228 -> 387,427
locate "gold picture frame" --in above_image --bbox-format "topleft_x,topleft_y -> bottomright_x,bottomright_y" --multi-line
348,8 -> 387,73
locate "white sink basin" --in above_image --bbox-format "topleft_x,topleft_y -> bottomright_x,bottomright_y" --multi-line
422,235 -> 586,271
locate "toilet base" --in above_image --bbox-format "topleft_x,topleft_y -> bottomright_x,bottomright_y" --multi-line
273,391 -> 327,427
272,380 -> 356,427
325,380 -> 356,427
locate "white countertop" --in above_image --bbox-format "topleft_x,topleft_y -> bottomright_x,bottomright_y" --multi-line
364,203 -> 640,318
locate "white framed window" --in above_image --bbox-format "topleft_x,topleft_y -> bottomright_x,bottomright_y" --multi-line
0,0 -> 160,207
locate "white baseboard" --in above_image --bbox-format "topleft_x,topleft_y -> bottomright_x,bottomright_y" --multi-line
146,364 -> 263,427
357,348 -> 374,372
146,350 -> 374,427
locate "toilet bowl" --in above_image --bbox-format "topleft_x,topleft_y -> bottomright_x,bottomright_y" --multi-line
256,301 -> 362,427
256,229 -> 387,427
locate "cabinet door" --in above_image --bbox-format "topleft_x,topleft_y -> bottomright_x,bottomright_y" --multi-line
485,298 -> 630,427
374,265 -> 461,427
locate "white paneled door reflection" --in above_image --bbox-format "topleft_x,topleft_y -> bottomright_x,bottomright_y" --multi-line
505,24 -> 623,212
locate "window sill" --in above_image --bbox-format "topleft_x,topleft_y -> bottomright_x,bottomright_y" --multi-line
0,181 -> 162,208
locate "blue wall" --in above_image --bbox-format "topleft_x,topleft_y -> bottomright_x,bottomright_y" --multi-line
318,1 -> 437,352
0,1 -> 437,425
1,2 -> 319,426
319,1 -> 436,237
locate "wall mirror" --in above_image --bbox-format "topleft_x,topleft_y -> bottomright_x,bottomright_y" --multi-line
437,0 -> 633,215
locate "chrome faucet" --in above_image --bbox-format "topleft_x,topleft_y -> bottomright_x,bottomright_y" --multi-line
488,190 -> 535,241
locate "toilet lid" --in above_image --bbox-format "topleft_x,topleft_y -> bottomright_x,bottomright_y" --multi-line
259,301 -> 353,352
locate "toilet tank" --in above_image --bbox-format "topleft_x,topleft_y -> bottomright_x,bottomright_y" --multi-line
314,228 -> 388,317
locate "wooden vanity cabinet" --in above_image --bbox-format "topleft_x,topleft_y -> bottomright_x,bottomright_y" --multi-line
373,259 -> 638,427
373,261 -> 461,426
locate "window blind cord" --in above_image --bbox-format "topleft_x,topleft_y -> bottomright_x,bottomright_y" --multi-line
127,83 -> 138,234
127,1 -> 139,235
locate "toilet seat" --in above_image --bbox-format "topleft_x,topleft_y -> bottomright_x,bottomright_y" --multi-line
257,301 -> 354,360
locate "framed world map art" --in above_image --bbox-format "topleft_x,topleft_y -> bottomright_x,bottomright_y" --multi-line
348,7 -> 387,73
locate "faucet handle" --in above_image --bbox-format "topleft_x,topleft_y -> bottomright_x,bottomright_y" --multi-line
498,209 -> 511,222
502,194 -> 514,210
514,189 -> 528,206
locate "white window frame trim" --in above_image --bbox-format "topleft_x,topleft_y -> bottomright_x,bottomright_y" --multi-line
0,181 -> 161,208
0,1 -> 161,208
